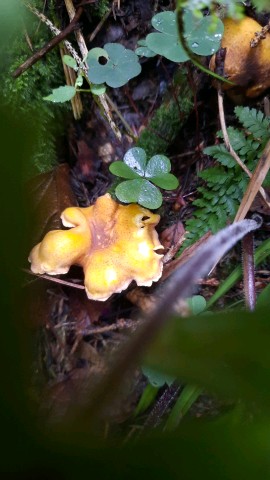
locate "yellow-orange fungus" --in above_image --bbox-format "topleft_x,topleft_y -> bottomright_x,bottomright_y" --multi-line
29,193 -> 164,301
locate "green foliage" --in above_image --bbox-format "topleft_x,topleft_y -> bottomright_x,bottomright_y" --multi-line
140,10 -> 223,62
252,0 -> 270,11
92,0 -> 110,17
164,384 -> 202,431
186,295 -> 206,314
205,237 -> 270,310
0,13 -> 67,175
87,43 -> 142,88
110,147 -> 178,209
183,107 -> 270,247
145,308 -> 270,406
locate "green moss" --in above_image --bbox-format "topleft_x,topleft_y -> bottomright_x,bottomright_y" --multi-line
137,70 -> 193,157
92,0 -> 110,18
0,2 -> 69,177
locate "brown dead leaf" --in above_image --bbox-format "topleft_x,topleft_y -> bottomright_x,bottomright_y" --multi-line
26,163 -> 77,245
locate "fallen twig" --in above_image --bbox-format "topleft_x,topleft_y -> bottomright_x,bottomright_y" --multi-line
218,88 -> 270,210
234,140 -> 270,222
22,268 -> 85,290
89,7 -> 111,42
12,6 -> 83,78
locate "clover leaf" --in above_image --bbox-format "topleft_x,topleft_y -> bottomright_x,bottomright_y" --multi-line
146,11 -> 188,62
135,40 -> 156,58
142,10 -> 224,62
184,10 -> 224,56
116,179 -> 163,210
109,148 -> 179,210
87,43 -> 142,88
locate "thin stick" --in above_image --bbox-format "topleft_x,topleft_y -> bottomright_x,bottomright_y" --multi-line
218,89 -> 270,207
22,2 -> 86,71
105,93 -> 135,138
234,140 -> 270,222
54,318 -> 137,334
12,7 -> 83,78
22,268 -> 85,290
64,0 -> 88,58
89,8 -> 111,42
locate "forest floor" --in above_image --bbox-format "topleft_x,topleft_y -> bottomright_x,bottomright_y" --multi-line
21,0 -> 270,433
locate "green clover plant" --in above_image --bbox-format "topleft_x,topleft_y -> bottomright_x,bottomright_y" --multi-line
86,43 -> 142,88
43,43 -> 142,103
109,147 -> 179,210
44,54 -> 108,103
136,10 -> 224,62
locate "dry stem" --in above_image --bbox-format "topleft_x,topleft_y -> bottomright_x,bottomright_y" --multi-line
218,89 -> 270,209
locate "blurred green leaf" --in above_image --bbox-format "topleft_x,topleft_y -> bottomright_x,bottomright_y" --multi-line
206,237 -> 270,309
165,384 -> 202,431
142,366 -> 175,388
187,295 -> 207,315
145,308 -> 270,406
133,384 -> 159,417
257,284 -> 270,309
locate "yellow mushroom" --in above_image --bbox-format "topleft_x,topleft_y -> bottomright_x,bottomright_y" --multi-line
28,193 -> 164,301
210,16 -> 270,99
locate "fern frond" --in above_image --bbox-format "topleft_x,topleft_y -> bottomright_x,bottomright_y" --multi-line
235,106 -> 270,140
181,106 -> 270,250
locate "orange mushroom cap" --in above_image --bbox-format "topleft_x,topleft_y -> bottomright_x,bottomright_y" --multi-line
28,193 -> 164,301
210,16 -> 270,100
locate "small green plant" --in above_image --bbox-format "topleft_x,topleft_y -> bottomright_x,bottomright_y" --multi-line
44,42 -> 142,103
43,9 -> 224,105
136,10 -> 224,62
87,44 -> 141,88
109,147 -> 179,209
183,106 -> 270,247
